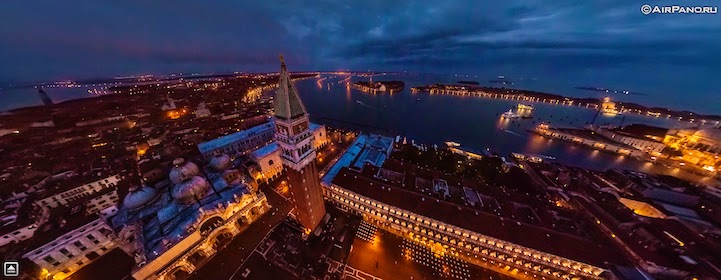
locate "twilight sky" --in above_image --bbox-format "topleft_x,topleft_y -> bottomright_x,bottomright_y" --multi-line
1,1 -> 720,112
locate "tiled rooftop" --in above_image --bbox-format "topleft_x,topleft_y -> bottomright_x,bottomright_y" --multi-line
331,166 -> 625,267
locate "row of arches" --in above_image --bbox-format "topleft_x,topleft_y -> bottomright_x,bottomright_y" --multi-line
161,202 -> 270,280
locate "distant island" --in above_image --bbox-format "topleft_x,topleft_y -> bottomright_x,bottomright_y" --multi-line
457,81 -> 479,85
352,80 -> 404,93
411,84 -> 721,121
575,86 -> 647,96
489,79 -> 513,85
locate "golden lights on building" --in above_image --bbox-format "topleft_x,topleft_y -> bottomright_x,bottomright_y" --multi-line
663,127 -> 721,170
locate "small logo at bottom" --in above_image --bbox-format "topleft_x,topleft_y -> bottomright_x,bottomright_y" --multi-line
3,261 -> 20,277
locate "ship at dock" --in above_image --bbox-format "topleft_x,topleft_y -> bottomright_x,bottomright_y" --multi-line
517,103 -> 533,110
500,103 -> 535,119
501,109 -> 521,119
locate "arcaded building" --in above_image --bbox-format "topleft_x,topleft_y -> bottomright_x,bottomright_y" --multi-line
321,135 -> 613,280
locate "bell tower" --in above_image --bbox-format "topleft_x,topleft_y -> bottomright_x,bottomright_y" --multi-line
274,55 -> 326,231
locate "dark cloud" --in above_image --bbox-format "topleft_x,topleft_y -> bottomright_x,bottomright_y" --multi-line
0,1 -> 719,111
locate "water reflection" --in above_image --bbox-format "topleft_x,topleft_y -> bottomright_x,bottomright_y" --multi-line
590,150 -> 599,159
277,73 -> 720,184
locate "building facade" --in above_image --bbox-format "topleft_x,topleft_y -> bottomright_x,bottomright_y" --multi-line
325,184 -> 607,280
197,118 -> 328,161
0,206 -> 49,247
249,143 -> 284,184
273,56 -> 326,231
320,135 -> 611,280
197,121 -> 275,159
309,123 -> 329,150
664,127 -> 721,168
35,174 -> 122,209
536,126 -> 644,157
81,188 -> 120,216
23,218 -> 118,280
595,127 -> 666,154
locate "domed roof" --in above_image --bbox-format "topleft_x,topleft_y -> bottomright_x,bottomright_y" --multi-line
123,185 -> 159,210
210,154 -> 232,171
171,176 -> 210,204
694,127 -> 721,141
169,158 -> 200,184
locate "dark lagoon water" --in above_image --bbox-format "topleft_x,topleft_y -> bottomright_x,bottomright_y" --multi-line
292,74 -> 719,185
1,73 -> 718,185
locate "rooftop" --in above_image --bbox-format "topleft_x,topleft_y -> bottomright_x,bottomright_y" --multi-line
614,124 -> 669,139
110,167 -> 252,265
321,134 -> 394,185
251,142 -> 279,159
197,121 -> 274,154
273,57 -> 307,120
549,127 -> 638,149
331,166 -> 625,267
36,171 -> 121,200
309,122 -> 322,131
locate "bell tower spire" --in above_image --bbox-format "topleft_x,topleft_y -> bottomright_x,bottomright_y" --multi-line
274,55 -> 307,120
273,56 -> 326,231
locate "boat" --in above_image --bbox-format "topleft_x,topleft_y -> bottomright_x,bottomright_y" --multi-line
501,109 -> 521,119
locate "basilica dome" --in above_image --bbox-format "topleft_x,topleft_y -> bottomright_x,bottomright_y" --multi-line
169,158 -> 200,184
171,176 -> 210,204
123,185 -> 159,211
210,154 -> 232,171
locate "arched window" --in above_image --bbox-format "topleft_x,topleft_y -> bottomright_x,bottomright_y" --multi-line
268,160 -> 274,166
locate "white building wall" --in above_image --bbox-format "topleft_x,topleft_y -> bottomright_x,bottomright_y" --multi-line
0,207 -> 49,247
84,190 -> 120,216
539,129 -> 644,157
36,174 -> 121,208
597,129 -> 666,154
311,124 -> 329,150
23,218 -> 118,280
0,225 -> 38,247
253,150 -> 283,184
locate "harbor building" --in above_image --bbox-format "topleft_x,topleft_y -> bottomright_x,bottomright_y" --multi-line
273,56 -> 326,232
536,125 -> 644,157
664,126 -> 721,169
594,124 -> 668,154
